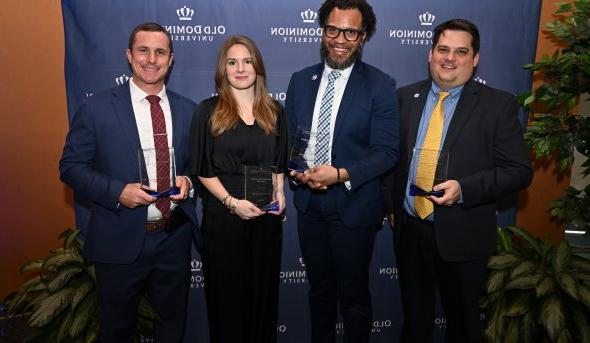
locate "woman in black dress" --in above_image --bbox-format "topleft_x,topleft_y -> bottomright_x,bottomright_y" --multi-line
189,35 -> 287,343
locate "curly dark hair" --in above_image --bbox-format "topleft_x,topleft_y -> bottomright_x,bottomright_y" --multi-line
318,0 -> 376,41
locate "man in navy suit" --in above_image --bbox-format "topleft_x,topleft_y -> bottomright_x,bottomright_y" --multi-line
383,19 -> 533,342
60,22 -> 197,342
285,1 -> 399,341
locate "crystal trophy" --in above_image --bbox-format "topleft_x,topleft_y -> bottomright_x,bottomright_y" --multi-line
288,126 -> 327,172
409,148 -> 449,197
243,165 -> 279,211
138,147 -> 180,198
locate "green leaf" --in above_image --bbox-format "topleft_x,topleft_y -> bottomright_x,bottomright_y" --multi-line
506,293 -> 532,316
579,286 -> 590,310
47,265 -> 84,293
510,261 -> 536,278
556,329 -> 571,343
70,282 -> 95,310
505,317 -> 521,342
20,259 -> 44,274
488,254 -> 521,270
487,270 -> 507,294
506,274 -> 543,290
571,257 -> 590,273
28,287 -> 73,327
536,276 -> 556,298
69,293 -> 99,339
42,252 -> 84,273
570,304 -> 590,342
56,307 -> 75,342
506,226 -> 541,256
541,296 -> 565,342
553,240 -> 571,272
557,273 -> 579,300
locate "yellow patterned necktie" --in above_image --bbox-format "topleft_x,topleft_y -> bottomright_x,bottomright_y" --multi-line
414,91 -> 449,219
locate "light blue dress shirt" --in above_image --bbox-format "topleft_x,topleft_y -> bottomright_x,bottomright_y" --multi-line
403,82 -> 464,221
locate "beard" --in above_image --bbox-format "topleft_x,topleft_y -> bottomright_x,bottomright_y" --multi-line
320,40 -> 363,70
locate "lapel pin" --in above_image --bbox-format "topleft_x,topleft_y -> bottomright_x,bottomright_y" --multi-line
312,74 -> 317,80
414,93 -> 420,98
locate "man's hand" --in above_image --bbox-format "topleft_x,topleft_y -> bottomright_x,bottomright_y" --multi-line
428,180 -> 461,206
305,165 -> 339,189
170,175 -> 191,202
119,183 -> 156,208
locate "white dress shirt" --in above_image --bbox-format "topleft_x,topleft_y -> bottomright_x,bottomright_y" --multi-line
129,78 -> 174,220
308,63 -> 354,188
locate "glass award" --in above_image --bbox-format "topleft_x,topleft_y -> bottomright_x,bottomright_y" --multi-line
243,166 -> 279,211
409,148 -> 448,197
288,126 -> 327,172
138,147 -> 180,198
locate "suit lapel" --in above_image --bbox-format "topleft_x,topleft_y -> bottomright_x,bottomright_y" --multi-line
441,80 -> 479,151
111,83 -> 142,155
405,81 -> 430,160
168,91 -> 182,150
299,64 -> 323,130
332,62 -> 362,142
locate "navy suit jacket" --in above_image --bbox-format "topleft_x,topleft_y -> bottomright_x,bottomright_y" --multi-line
384,79 -> 533,261
60,82 -> 198,264
285,61 -> 400,228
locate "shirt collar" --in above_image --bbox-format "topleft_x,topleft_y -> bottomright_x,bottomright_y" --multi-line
430,81 -> 464,101
322,62 -> 354,81
129,77 -> 168,104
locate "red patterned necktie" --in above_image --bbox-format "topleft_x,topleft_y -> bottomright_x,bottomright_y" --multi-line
146,95 -> 171,218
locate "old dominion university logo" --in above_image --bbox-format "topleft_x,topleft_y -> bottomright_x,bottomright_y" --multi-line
388,11 -> 436,46
270,8 -> 322,44
164,5 -> 226,42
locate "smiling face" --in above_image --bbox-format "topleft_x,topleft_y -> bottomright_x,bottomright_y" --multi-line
320,7 -> 365,70
429,29 -> 479,90
126,30 -> 173,94
225,43 -> 257,92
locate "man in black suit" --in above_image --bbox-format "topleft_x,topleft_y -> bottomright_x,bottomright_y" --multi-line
383,19 -> 532,343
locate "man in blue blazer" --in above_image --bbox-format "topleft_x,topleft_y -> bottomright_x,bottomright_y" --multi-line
286,1 -> 399,341
60,23 -> 197,342
383,19 -> 533,342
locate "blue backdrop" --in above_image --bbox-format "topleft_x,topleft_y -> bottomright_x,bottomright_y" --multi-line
61,1 -> 541,341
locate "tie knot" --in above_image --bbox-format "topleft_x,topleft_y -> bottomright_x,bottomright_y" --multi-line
437,91 -> 449,102
328,70 -> 341,82
146,95 -> 161,105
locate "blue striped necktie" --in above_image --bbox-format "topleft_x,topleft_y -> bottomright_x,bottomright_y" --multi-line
315,70 -> 341,165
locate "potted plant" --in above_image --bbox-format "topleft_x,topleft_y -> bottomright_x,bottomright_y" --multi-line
3,228 -> 157,342
519,0 -> 590,235
482,226 -> 590,342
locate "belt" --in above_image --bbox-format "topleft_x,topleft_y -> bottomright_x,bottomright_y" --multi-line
403,211 -> 434,227
145,218 -> 167,232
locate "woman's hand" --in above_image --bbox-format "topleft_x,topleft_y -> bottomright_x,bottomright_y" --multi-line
233,199 -> 265,220
267,190 -> 286,216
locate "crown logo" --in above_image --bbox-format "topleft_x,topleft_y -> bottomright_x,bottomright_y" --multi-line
191,259 -> 202,272
474,76 -> 487,85
301,9 -> 317,23
177,5 -> 195,21
115,74 -> 130,86
419,11 -> 435,26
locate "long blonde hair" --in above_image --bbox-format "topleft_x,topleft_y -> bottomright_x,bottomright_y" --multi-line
210,35 -> 278,136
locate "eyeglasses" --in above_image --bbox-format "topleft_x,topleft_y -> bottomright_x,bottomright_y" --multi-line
323,25 -> 364,42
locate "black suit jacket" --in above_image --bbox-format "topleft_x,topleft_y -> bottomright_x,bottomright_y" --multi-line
384,79 -> 532,261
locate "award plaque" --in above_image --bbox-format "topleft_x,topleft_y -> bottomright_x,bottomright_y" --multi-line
243,166 -> 279,211
409,148 -> 449,197
138,147 -> 180,198
288,126 -> 327,172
